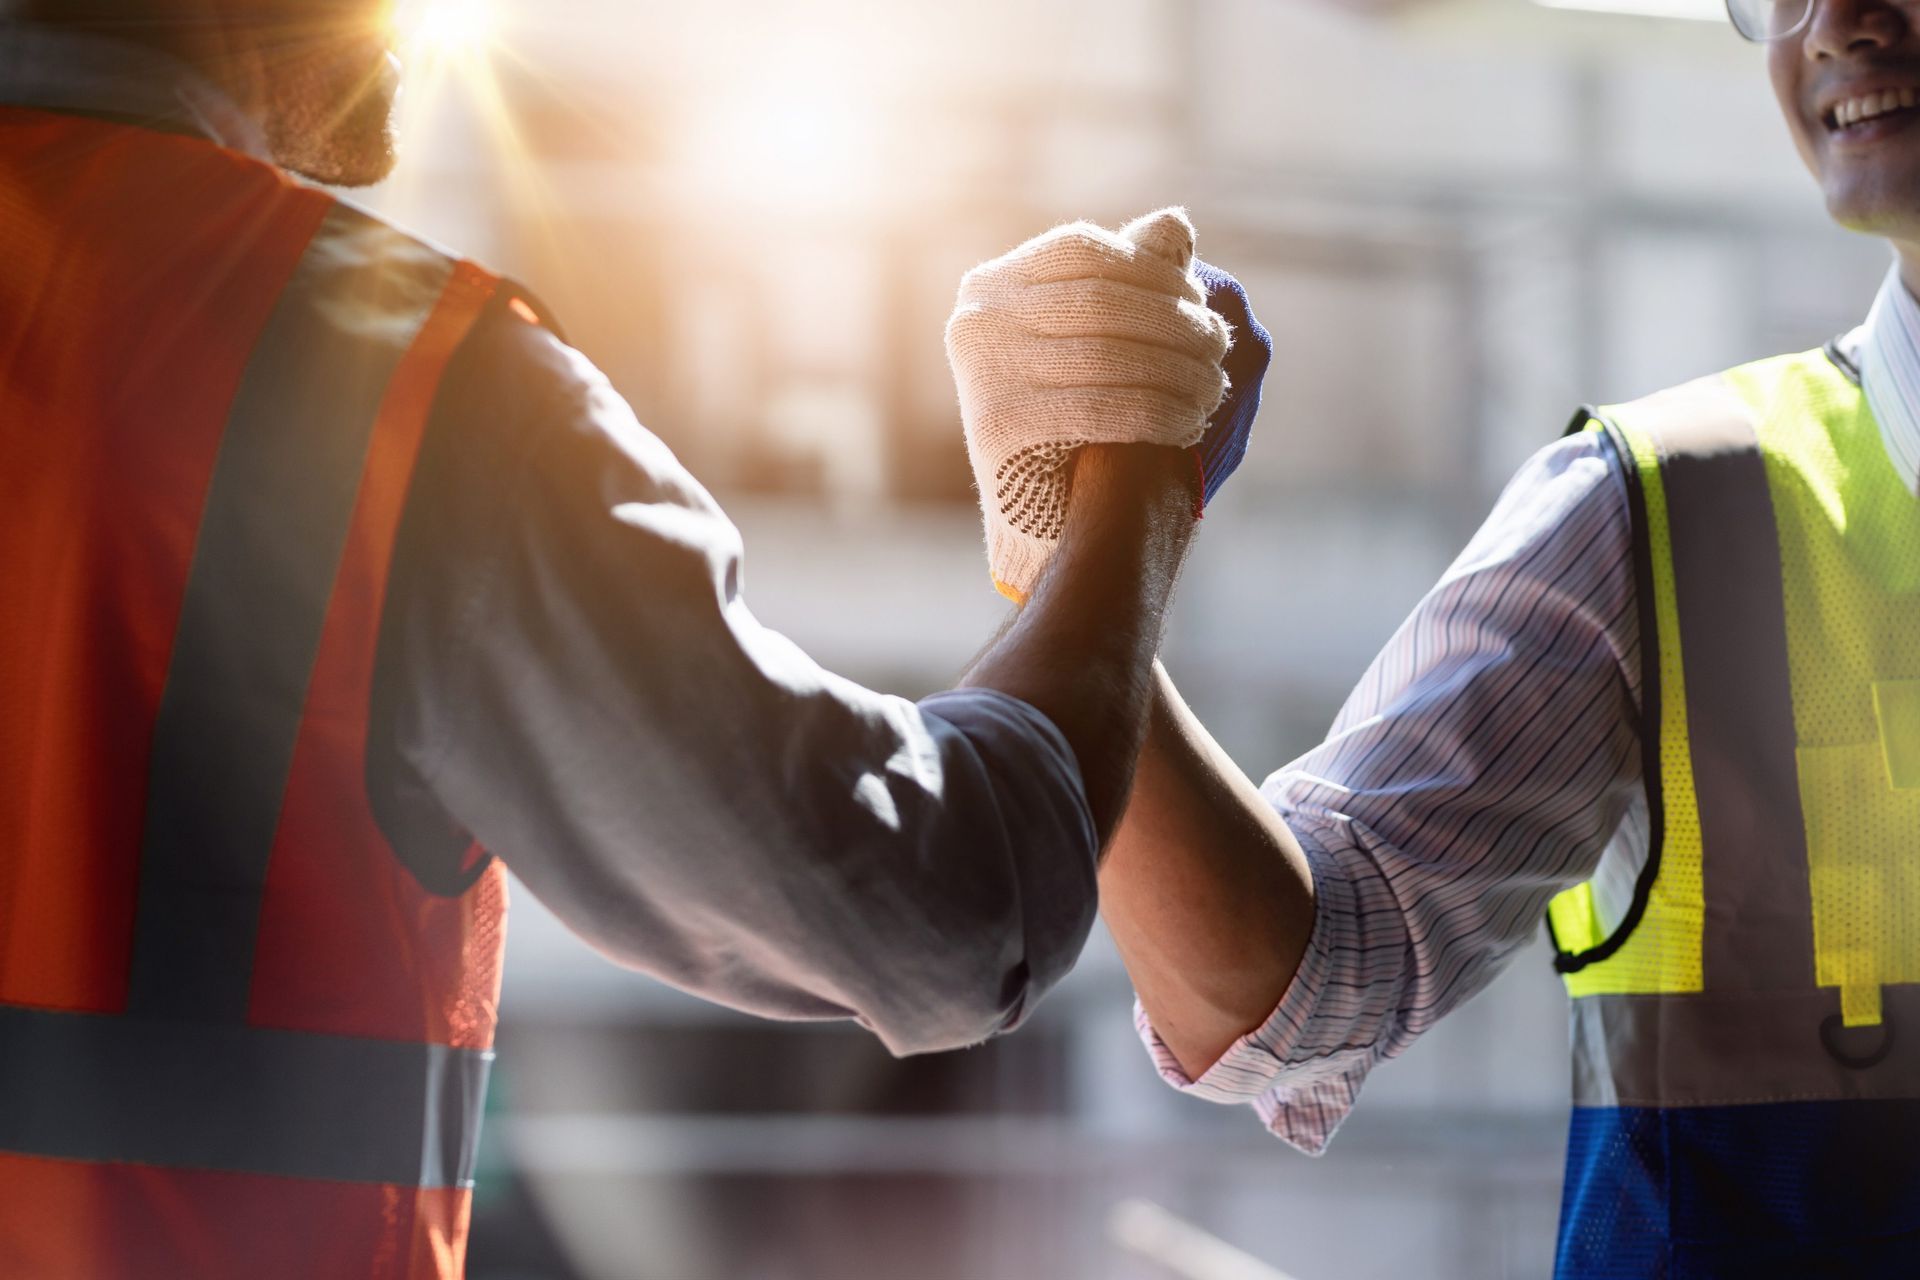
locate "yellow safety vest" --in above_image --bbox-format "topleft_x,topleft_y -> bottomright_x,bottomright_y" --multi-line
1542,345 -> 1920,1274
1548,346 -> 1920,1023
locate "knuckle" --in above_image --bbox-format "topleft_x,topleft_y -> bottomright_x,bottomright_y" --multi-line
1054,222 -> 1107,249
1181,301 -> 1232,352
944,306 -> 984,346
1039,225 -> 1111,267
957,263 -> 1011,302
1038,276 -> 1122,314
1184,358 -> 1227,405
947,303 -> 1011,338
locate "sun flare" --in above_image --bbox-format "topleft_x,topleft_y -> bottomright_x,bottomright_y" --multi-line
401,0 -> 499,60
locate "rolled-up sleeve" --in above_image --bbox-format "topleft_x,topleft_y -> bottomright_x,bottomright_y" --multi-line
1135,432 -> 1645,1151
373,305 -> 1098,1055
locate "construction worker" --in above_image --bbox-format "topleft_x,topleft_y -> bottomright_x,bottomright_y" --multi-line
0,3 -> 1267,1276
970,0 -> 1920,1272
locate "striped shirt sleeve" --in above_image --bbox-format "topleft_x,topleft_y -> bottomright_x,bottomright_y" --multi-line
1856,267 -> 1920,496
1136,431 -> 1645,1153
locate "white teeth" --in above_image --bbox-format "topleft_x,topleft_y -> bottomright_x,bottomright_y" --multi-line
1830,91 -> 1920,128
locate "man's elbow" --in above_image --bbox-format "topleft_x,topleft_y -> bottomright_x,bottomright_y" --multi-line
859,888 -> 1098,1058
860,962 -> 1033,1058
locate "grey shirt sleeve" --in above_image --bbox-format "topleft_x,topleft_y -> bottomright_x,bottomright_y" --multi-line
369,299 -> 1098,1055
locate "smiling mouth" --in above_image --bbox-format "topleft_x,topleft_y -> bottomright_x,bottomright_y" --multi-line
1825,88 -> 1920,135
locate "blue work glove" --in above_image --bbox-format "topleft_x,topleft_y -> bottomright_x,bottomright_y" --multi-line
1190,260 -> 1272,509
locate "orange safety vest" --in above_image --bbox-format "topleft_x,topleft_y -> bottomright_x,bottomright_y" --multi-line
0,109 -> 516,1278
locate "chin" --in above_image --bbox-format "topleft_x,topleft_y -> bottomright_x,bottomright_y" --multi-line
269,90 -> 399,188
1824,185 -> 1920,242
302,133 -> 398,189
264,41 -> 401,188
1811,145 -> 1920,240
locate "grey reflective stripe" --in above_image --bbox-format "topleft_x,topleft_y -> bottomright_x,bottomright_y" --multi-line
1575,377 -> 1853,1113
1571,989 -> 1918,1109
129,203 -> 456,1022
0,1004 -> 491,1187
1631,376 -> 1814,992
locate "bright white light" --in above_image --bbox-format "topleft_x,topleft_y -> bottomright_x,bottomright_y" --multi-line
685,77 -> 883,212
1532,0 -> 1725,20
402,0 -> 499,57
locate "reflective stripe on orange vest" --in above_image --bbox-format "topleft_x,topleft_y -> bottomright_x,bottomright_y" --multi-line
130,203 -> 482,1024
0,1003 -> 489,1186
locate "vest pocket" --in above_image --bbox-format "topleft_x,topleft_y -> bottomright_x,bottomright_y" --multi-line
1873,680 -> 1920,790
1797,740 -> 1920,1028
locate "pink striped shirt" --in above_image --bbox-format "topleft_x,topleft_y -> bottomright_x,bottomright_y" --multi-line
1141,270 -> 1920,1153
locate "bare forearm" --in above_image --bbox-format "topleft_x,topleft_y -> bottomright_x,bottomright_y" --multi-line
963,444 -> 1195,845
1100,663 -> 1315,1079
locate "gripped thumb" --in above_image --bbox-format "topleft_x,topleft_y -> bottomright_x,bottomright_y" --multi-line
1118,206 -> 1196,271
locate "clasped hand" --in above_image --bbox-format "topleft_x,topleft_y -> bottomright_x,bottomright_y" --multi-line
946,208 -> 1272,600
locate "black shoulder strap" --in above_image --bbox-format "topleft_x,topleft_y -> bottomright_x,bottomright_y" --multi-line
1547,407 -> 1666,975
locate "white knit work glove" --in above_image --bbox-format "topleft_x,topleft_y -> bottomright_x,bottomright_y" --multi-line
945,208 -> 1231,601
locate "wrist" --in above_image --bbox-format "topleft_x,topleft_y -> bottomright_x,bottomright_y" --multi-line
1070,443 -> 1201,532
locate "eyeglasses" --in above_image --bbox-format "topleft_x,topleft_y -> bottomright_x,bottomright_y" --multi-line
1726,0 -> 1812,42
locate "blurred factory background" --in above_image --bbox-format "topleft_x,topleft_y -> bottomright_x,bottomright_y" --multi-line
368,0 -> 1891,1275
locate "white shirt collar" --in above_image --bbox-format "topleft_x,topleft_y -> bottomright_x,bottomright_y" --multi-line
1855,263 -> 1920,495
0,23 -> 270,162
